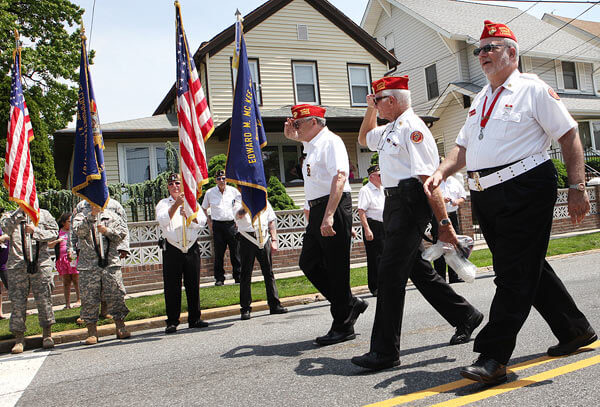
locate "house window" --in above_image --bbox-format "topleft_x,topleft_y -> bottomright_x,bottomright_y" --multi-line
118,143 -> 178,184
262,144 -> 303,183
292,62 -> 319,104
248,59 -> 262,105
384,33 -> 395,56
425,64 -> 439,100
562,61 -> 578,90
348,65 -> 370,106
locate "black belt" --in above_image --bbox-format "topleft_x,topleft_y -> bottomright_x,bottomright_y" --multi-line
467,160 -> 516,179
212,219 -> 234,224
384,178 -> 421,197
308,192 -> 350,208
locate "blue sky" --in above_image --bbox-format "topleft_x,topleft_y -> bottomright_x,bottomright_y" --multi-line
70,0 -> 600,126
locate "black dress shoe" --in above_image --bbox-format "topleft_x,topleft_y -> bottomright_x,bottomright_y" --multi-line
165,324 -> 177,334
270,306 -> 288,315
241,310 -> 251,320
450,310 -> 484,345
215,281 -> 224,286
449,278 -> 465,284
351,352 -> 400,371
348,298 -> 368,326
189,319 -> 209,329
547,327 -> 597,356
460,355 -> 507,385
315,329 -> 356,346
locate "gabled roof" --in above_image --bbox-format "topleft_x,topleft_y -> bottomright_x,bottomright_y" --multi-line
55,114 -> 178,135
361,0 -> 600,62
542,13 -> 600,42
153,0 -> 399,115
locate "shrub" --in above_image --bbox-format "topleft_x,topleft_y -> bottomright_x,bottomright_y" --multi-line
586,157 -> 600,173
552,159 -> 568,188
267,176 -> 296,210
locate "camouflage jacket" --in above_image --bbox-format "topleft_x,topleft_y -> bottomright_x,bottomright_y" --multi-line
72,202 -> 128,270
0,208 -> 59,270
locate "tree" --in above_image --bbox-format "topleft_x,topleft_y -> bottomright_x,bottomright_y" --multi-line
267,176 -> 296,210
1,0 -> 86,191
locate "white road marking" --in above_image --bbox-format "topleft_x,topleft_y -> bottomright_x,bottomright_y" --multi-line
0,351 -> 50,407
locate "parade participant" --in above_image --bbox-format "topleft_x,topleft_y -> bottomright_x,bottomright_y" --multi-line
425,20 -> 597,385
73,200 -> 130,345
0,208 -> 58,353
283,104 -> 368,346
429,172 -> 467,283
202,169 -> 242,286
351,76 -> 483,371
50,212 -> 80,309
357,164 -> 385,296
156,173 -> 209,334
234,200 -> 288,320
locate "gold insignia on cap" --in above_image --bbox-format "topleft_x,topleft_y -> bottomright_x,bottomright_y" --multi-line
376,82 -> 386,91
488,27 -> 497,35
293,111 -> 298,118
301,108 -> 311,115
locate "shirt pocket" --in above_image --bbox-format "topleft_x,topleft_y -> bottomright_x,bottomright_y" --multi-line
487,111 -> 522,140
379,132 -> 404,155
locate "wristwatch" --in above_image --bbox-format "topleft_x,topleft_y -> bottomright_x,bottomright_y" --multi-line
569,183 -> 586,192
439,218 -> 451,227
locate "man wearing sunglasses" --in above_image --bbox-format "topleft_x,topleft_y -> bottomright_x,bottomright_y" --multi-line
156,173 -> 208,334
352,75 -> 482,371
283,104 -> 368,346
425,20 -> 595,385
201,169 -> 242,286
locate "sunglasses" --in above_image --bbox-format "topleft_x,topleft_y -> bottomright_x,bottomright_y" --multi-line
473,44 -> 506,56
293,118 -> 311,129
216,176 -> 226,181
373,95 -> 389,105
168,181 -> 180,186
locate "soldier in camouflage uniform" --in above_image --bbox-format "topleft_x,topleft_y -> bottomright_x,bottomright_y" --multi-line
70,199 -> 130,323
0,208 -> 59,353
72,200 -> 130,344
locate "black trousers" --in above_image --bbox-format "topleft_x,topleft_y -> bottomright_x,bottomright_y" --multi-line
162,242 -> 201,327
212,220 -> 241,282
363,218 -> 384,295
471,160 -> 591,364
299,193 -> 358,332
239,235 -> 282,312
370,178 -> 476,358
430,211 -> 462,282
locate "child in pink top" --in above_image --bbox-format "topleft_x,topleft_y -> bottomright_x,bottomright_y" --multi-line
52,212 -> 80,309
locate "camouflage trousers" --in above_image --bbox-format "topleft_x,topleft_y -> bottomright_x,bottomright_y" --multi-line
80,266 -> 129,323
6,266 -> 55,333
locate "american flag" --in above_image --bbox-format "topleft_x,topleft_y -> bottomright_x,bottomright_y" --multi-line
4,48 -> 40,225
175,2 -> 214,225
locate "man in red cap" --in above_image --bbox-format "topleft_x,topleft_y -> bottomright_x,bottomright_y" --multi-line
283,104 -> 368,346
351,76 -> 482,371
425,20 -> 596,385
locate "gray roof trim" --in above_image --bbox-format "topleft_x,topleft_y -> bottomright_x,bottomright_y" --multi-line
428,82 -> 482,116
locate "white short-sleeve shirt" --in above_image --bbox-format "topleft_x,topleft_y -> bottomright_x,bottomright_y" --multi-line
156,196 -> 207,252
302,126 -> 352,203
234,202 -> 276,248
366,108 -> 439,188
456,70 -> 577,171
440,175 -> 467,213
201,185 -> 241,221
357,182 -> 385,222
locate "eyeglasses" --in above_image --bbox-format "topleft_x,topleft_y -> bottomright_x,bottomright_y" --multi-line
373,96 -> 389,105
216,176 -> 226,181
168,181 -> 180,186
473,44 -> 506,56
293,118 -> 311,129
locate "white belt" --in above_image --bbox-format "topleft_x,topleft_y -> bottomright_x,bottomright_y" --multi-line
467,152 -> 550,192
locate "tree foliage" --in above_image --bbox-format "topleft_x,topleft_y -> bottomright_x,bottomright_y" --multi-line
552,159 -> 568,188
267,176 -> 296,210
1,0 -> 86,191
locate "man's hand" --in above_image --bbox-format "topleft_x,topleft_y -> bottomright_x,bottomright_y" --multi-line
118,250 -> 129,259
174,192 -> 185,208
364,228 -> 374,241
207,218 -> 213,232
444,197 -> 452,203
423,170 -> 443,198
271,239 -> 278,253
0,235 -> 9,244
97,224 -> 108,235
437,223 -> 459,247
366,94 -> 376,109
236,208 -> 247,219
320,215 -> 336,237
284,118 -> 298,140
25,224 -> 35,234
567,189 -> 590,225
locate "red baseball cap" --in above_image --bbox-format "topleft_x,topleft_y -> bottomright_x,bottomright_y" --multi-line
480,20 -> 517,42
371,76 -> 409,93
291,104 -> 326,119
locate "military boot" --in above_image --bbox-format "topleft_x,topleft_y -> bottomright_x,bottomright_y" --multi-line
85,323 -> 98,345
115,319 -> 130,339
11,332 -> 25,354
42,326 -> 54,349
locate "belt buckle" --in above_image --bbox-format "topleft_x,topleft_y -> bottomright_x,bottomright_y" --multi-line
472,172 -> 484,192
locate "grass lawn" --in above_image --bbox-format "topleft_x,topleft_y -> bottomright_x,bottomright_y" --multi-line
1,232 -> 598,340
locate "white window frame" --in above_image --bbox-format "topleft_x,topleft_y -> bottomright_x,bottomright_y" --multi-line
117,142 -> 177,184
348,65 -> 370,107
292,62 -> 319,105
561,61 -> 579,91
583,120 -> 600,150
248,59 -> 262,105
425,64 -> 439,100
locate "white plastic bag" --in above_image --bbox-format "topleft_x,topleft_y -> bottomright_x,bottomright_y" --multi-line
421,235 -> 477,283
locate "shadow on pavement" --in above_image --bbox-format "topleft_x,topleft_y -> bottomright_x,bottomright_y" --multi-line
221,339 -> 316,358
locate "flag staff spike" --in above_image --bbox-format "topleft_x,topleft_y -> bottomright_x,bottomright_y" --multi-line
235,8 -> 243,22
80,18 -> 86,40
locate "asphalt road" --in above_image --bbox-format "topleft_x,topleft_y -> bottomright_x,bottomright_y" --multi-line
1,251 -> 599,407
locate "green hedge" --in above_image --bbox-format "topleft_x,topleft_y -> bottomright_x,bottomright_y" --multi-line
552,159 -> 568,188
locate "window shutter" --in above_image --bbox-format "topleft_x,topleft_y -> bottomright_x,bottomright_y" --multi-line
576,62 -> 588,92
555,60 -> 565,91
297,24 -> 308,41
522,56 -> 532,73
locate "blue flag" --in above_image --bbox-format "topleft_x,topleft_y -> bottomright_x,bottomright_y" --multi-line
71,35 -> 109,210
226,21 -> 267,222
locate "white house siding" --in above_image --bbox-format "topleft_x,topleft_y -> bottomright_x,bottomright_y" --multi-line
530,57 -> 558,89
430,94 -> 468,156
205,0 -> 389,126
458,42 -> 470,82
371,5 -> 458,115
466,44 -> 486,87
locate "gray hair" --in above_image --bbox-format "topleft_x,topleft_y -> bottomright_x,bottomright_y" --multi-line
504,38 -> 519,59
313,116 -> 326,127
382,89 -> 411,108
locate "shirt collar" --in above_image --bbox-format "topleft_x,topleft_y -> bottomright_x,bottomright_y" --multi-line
484,69 -> 521,97
367,181 -> 382,191
393,108 -> 414,130
307,126 -> 328,147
